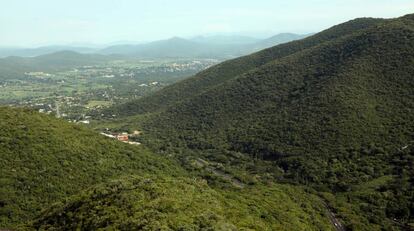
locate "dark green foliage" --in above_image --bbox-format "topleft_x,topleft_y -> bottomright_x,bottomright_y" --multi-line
0,107 -> 335,230
24,175 -> 333,231
109,16 -> 385,115
106,14 -> 414,229
324,146 -> 413,230
388,146 -> 414,224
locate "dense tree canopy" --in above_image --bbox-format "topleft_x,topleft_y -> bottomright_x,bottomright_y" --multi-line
0,107 -> 334,230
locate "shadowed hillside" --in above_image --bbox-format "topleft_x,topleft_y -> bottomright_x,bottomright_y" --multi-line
111,17 -> 384,115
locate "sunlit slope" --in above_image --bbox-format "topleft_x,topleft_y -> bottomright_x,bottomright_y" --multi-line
0,107 -> 337,231
0,107 -> 183,227
24,175 -> 334,231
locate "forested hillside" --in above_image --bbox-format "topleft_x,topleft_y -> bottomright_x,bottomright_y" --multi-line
0,107 -> 335,230
111,17 -> 384,115
105,14 -> 414,230
0,107 -> 183,228
23,175 -> 334,231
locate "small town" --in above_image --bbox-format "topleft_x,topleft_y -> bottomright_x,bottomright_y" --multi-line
1,58 -> 219,121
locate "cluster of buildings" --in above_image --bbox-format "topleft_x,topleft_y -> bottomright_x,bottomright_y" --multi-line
24,72 -> 53,79
138,81 -> 159,87
100,130 -> 142,145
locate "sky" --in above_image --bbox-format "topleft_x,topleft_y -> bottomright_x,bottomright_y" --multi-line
1,0 -> 413,47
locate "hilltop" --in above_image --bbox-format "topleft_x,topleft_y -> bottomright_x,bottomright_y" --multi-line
252,33 -> 309,48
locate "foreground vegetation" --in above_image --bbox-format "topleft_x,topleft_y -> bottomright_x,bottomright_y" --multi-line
0,107 -> 184,228
0,107 -> 335,230
23,175 -> 333,231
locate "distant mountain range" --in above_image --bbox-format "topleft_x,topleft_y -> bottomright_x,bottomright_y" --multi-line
0,33 -> 309,80
0,33 -> 309,59
99,34 -> 309,58
190,35 -> 261,44
0,46 -> 98,58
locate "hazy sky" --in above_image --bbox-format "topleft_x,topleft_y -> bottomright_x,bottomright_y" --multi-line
1,0 -> 413,47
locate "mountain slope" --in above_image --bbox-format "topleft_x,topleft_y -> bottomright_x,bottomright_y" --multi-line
23,176 -> 334,231
0,107 -> 337,230
0,107 -> 183,228
253,33 -> 309,48
111,17 -> 384,115
144,14 -> 414,155
106,14 -> 414,229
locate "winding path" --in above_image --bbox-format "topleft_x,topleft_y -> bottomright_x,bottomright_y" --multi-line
322,202 -> 346,231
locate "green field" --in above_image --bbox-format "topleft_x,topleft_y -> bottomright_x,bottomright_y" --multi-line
86,100 -> 113,108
